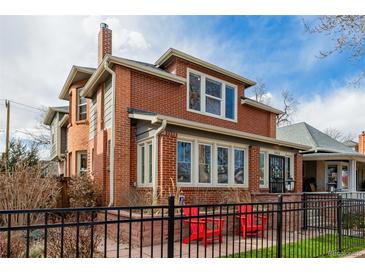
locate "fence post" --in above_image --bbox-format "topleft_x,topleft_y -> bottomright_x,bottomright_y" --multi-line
303,193 -> 308,230
337,194 -> 343,253
276,195 -> 283,258
167,195 -> 175,258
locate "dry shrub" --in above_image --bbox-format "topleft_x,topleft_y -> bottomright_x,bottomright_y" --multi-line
122,188 -> 155,206
0,232 -> 26,258
0,163 -> 60,225
221,187 -> 252,204
67,175 -> 102,208
44,226 -> 102,258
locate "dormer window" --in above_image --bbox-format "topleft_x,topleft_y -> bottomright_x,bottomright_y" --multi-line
187,68 -> 237,121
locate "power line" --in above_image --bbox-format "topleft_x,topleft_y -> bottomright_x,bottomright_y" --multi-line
0,99 -> 44,112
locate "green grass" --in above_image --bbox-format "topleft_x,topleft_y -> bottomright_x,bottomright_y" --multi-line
227,234 -> 365,258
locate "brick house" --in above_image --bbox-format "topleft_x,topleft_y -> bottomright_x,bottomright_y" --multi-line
52,23 -> 309,206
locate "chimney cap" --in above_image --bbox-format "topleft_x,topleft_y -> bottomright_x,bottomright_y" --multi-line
100,22 -> 109,29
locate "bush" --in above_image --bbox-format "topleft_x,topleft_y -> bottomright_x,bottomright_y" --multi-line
0,232 -> 26,258
67,175 -> 102,208
0,163 -> 60,225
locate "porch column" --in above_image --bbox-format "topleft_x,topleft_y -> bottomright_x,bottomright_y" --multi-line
349,160 -> 357,192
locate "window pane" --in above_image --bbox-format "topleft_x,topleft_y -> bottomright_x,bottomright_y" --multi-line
259,152 -> 265,185
189,73 -> 201,111
177,141 -> 191,183
79,152 -> 87,175
141,146 -> 145,184
217,147 -> 228,184
148,144 -> 153,183
206,97 -> 221,115
199,144 -> 211,183
341,165 -> 349,189
327,165 -> 338,189
206,78 -> 222,98
225,86 -> 235,119
285,157 -> 291,179
234,149 -> 244,184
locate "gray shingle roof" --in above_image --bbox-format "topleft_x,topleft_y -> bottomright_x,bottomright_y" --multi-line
277,122 -> 354,153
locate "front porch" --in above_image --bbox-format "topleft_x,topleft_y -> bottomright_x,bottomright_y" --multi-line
303,156 -> 365,192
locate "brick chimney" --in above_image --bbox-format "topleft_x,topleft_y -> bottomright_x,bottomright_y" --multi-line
359,131 -> 365,154
98,23 -> 112,64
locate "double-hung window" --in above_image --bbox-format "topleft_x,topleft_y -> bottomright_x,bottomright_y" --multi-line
138,141 -> 153,185
77,88 -> 87,121
77,151 -> 87,175
187,69 -> 237,121
234,149 -> 245,184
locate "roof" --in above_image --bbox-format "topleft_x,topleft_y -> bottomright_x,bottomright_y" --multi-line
343,140 -> 358,147
58,66 -> 96,100
241,97 -> 284,115
128,108 -> 310,150
277,122 -> 355,153
155,48 -> 256,87
43,106 -> 69,125
303,152 -> 365,163
81,55 -> 186,98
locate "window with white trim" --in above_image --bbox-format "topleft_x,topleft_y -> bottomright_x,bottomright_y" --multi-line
177,141 -> 192,183
137,141 -> 153,185
198,144 -> 212,184
217,147 -> 229,184
77,151 -> 87,175
259,152 -> 266,186
234,149 -> 245,184
77,88 -> 87,121
176,137 -> 248,187
187,69 -> 237,121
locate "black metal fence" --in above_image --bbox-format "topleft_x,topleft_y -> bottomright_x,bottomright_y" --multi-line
0,193 -> 364,258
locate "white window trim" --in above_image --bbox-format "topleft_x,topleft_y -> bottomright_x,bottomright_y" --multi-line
198,143 -> 213,184
259,148 -> 295,189
77,151 -> 87,175
77,88 -> 87,121
176,134 -> 248,188
176,140 -> 193,184
186,68 -> 238,123
137,139 -> 154,187
324,161 -> 350,191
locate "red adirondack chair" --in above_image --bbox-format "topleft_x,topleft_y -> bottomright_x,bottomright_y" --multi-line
237,205 -> 268,239
182,207 -> 225,246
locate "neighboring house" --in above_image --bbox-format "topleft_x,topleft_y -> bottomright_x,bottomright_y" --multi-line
43,106 -> 69,175
277,122 -> 365,193
343,140 -> 359,152
52,23 -> 309,206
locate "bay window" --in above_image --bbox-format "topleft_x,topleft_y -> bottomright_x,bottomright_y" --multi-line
187,69 -> 237,121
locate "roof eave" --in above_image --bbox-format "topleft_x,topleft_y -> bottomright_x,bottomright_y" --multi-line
81,55 -> 187,98
241,98 -> 284,115
155,48 -> 256,87
129,113 -> 310,151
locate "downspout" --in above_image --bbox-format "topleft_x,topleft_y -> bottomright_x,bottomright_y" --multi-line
152,119 -> 167,204
104,56 -> 116,207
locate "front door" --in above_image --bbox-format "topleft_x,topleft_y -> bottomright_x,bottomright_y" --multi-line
269,155 -> 286,193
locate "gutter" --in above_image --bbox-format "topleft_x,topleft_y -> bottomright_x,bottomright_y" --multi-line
151,119 -> 167,204
104,57 -> 116,207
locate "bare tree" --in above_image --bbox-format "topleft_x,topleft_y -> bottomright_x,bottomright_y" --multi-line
304,16 -> 365,85
249,79 -> 271,104
324,127 -> 355,142
276,90 -> 298,127
17,106 -> 50,146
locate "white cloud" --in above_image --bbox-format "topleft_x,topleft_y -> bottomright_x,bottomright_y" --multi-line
294,87 -> 365,137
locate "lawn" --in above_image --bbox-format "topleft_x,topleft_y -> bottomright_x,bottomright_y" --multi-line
227,234 -> 365,258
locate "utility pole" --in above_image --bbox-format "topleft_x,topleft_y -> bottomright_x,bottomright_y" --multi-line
5,100 -> 10,170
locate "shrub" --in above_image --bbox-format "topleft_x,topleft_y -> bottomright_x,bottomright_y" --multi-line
0,163 -> 60,225
67,175 -> 102,208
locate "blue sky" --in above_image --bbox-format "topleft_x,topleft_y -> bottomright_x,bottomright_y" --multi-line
0,16 -> 365,156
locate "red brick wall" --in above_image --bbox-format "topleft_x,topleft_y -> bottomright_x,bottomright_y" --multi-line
248,146 -> 260,193
130,64 -> 276,138
294,153 -> 303,193
359,131 -> 365,154
98,25 -> 112,64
